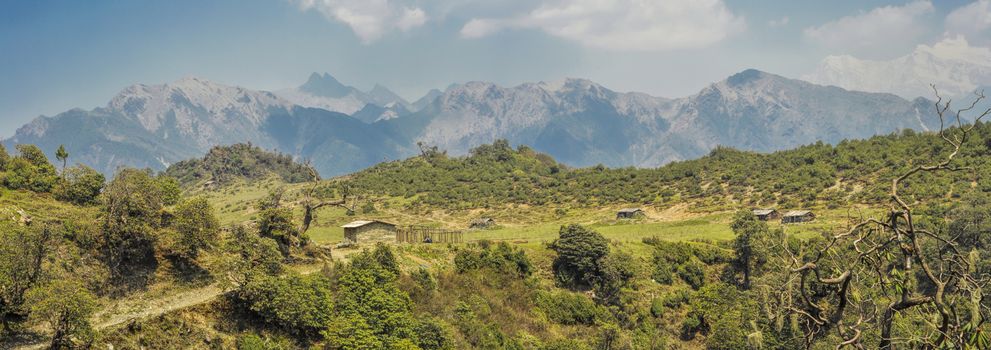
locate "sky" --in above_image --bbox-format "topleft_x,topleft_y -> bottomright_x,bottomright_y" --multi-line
1,0 -> 989,136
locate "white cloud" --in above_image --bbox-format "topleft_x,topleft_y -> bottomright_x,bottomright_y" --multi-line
946,0 -> 991,44
803,1 -> 934,57
458,0 -> 746,51
768,16 -> 789,28
460,19 -> 502,39
292,0 -> 428,43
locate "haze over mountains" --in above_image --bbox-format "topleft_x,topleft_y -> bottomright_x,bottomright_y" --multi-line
5,70 -> 943,177
806,36 -> 991,100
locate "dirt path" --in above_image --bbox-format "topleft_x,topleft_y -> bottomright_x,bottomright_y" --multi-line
12,249 -> 350,349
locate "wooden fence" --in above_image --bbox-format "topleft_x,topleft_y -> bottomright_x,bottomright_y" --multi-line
396,225 -> 464,244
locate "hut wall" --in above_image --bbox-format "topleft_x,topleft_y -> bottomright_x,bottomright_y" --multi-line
344,222 -> 396,244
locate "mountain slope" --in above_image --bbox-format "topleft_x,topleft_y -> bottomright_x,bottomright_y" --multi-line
654,69 -> 938,163
5,70 -> 945,178
388,70 -> 937,167
5,78 -> 407,177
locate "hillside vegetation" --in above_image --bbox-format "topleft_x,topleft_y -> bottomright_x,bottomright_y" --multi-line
164,143 -> 318,187
343,123 -> 991,211
2,115 -> 991,349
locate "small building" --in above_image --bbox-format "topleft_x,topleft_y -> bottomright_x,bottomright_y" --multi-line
616,208 -> 645,219
752,209 -> 780,221
782,210 -> 816,224
341,220 -> 397,245
470,218 -> 496,229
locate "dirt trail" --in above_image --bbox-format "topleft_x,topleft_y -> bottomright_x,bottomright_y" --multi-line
12,249 -> 349,349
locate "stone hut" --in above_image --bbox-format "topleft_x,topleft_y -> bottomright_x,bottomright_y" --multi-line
341,220 -> 397,245
782,210 -> 816,224
616,208 -> 645,219
752,209 -> 780,221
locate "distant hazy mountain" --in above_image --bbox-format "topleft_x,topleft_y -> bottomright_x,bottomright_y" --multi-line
5,70 -> 942,177
805,37 -> 991,100
5,77 -> 408,176
276,73 -> 410,115
388,69 -> 938,167
351,103 -> 411,124
411,89 -> 443,111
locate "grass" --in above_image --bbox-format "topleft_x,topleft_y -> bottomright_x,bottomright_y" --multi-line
201,178 -> 881,251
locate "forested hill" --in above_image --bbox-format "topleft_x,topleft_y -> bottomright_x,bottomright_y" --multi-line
163,143 -> 318,187
343,123 -> 991,210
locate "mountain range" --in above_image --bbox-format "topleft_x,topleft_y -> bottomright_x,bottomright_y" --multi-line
4,69 -> 943,177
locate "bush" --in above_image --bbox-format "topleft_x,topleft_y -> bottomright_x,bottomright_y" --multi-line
549,224 -> 609,288
535,291 -> 603,325
239,273 -> 334,336
4,152 -> 57,192
53,165 -> 105,205
27,279 -> 97,348
677,258 -> 706,290
169,197 -> 220,261
652,260 -> 674,284
236,333 -> 295,350
454,242 -> 532,278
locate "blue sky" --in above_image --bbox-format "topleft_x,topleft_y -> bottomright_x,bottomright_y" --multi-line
1,0 -> 987,136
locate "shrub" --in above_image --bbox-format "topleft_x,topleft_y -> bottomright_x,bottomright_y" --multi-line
535,291 -> 603,325
236,333 -> 295,350
677,258 -> 706,290
53,165 -> 105,205
239,273 -> 334,336
549,224 -> 609,288
454,242 -> 532,278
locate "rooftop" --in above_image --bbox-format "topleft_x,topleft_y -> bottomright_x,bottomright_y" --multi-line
341,220 -> 395,228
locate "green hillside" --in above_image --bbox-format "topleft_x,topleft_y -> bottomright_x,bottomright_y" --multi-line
343,124 -> 991,211
2,120 -> 991,349
163,143 -> 318,188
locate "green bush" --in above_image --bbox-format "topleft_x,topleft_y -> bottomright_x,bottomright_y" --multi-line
535,291 -> 603,325
677,258 -> 706,290
53,165 -> 105,205
239,273 -> 334,336
236,333 -> 295,350
549,224 -> 610,288
454,241 -> 532,278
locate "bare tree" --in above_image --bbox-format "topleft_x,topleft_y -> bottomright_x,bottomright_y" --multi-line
296,165 -> 362,237
774,86 -> 991,349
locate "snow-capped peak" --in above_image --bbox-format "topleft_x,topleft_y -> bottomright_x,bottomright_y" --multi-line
805,36 -> 991,99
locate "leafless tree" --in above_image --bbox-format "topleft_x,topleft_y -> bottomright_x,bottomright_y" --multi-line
296,165 -> 361,237
774,86 -> 991,349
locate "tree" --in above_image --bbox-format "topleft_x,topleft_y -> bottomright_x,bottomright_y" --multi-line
4,145 -> 58,192
101,168 -> 165,282
255,189 -> 299,258
156,175 -> 182,206
0,143 -> 9,171
15,144 -> 50,168
240,273 -> 334,336
55,145 -> 68,179
324,246 -> 427,348
778,87 -> 991,348
215,225 -> 283,290
730,210 -> 773,289
549,224 -> 610,289
0,224 -> 54,332
26,279 -> 97,349
169,197 -> 220,261
53,165 -> 105,205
